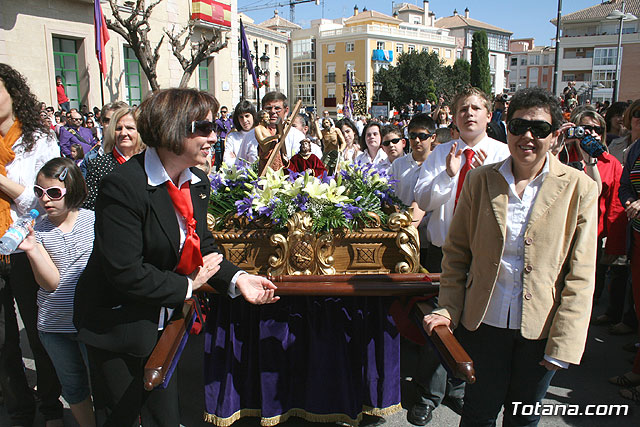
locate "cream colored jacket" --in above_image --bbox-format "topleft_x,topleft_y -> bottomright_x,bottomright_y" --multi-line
434,155 -> 598,365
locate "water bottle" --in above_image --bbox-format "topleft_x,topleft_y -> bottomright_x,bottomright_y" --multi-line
0,209 -> 40,255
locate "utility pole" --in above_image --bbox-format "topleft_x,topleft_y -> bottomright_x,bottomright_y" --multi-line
552,0 -> 562,96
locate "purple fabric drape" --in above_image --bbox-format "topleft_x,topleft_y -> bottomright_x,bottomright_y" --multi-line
203,295 -> 401,425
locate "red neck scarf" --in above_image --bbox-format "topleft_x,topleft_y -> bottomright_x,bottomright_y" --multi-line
113,147 -> 127,164
165,180 -> 203,275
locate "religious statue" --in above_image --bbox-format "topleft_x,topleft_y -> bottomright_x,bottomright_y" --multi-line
288,139 -> 327,177
315,117 -> 345,175
255,110 -> 287,174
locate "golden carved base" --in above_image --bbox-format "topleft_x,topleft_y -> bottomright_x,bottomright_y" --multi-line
208,211 -> 420,275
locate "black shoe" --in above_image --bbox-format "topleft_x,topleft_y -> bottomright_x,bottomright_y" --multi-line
407,403 -> 433,426
443,396 -> 464,415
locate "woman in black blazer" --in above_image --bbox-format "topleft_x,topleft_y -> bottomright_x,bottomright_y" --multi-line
74,88 -> 278,427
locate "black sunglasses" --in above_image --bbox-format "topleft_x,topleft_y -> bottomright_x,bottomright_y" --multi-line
34,185 -> 66,200
632,110 -> 640,119
581,124 -> 605,135
409,132 -> 434,141
382,138 -> 403,147
188,120 -> 215,135
507,118 -> 554,138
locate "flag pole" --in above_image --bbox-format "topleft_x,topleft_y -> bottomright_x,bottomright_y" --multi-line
100,73 -> 105,107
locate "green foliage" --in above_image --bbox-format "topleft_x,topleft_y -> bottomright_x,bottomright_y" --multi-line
375,51 -> 473,109
470,31 -> 492,95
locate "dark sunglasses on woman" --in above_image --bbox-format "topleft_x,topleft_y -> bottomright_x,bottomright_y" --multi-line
507,118 -> 553,138
188,120 -> 215,136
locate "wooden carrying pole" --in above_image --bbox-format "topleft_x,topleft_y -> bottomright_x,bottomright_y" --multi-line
259,99 -> 303,176
143,273 -> 475,389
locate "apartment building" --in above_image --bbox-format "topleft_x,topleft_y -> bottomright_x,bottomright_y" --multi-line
552,0 -> 640,102
508,38 -> 555,94
435,7 -> 512,94
1,0 -> 245,109
289,5 -> 456,116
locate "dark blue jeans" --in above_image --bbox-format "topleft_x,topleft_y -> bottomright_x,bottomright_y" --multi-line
456,324 -> 556,427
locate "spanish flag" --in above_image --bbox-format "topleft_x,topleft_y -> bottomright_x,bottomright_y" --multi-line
191,0 -> 232,28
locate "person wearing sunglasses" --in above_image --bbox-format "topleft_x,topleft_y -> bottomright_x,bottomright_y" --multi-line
379,125 -> 405,171
73,88 -> 278,426
0,64 -> 62,427
423,87 -> 598,426
616,99 -> 640,403
19,158 -> 96,427
390,114 -> 465,426
59,108 -> 97,159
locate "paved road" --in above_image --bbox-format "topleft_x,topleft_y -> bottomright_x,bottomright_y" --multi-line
1,297 -> 639,426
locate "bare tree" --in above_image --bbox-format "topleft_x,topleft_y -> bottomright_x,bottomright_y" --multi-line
105,0 -> 164,91
165,21 -> 229,88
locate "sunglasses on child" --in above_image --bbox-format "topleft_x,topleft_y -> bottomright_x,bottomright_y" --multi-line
382,138 -> 404,146
507,118 -> 554,138
188,120 -> 215,136
408,132 -> 435,141
34,185 -> 67,200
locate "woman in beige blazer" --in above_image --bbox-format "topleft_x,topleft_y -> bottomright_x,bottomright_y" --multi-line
423,87 -> 598,427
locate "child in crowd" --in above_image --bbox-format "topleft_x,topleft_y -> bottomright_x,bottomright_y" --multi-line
380,125 -> 406,171
19,158 -> 96,427
70,143 -> 84,167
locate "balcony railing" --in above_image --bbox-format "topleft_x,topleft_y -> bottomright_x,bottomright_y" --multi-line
320,24 -> 456,45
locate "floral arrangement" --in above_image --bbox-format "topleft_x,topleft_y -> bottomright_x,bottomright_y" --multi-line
208,161 -> 404,233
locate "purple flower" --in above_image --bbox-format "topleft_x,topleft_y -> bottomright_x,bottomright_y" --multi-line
209,174 -> 225,191
293,194 -> 309,211
337,203 -> 362,220
235,196 -> 255,219
257,203 -> 275,217
288,171 -> 302,182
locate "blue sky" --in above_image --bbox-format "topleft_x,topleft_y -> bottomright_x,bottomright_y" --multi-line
238,0 -> 602,46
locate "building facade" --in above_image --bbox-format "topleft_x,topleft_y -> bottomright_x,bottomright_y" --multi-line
508,38 -> 555,94
552,0 -> 640,102
435,7 -> 512,95
289,5 -> 456,116
0,0 -> 250,110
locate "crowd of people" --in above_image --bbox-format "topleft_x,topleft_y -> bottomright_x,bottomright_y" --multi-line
0,59 -> 639,427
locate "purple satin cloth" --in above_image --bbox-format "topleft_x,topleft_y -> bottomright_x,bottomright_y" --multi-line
203,295 -> 401,424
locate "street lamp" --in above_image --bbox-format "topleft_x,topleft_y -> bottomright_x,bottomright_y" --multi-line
606,1 -> 637,102
373,81 -> 382,101
253,41 -> 270,110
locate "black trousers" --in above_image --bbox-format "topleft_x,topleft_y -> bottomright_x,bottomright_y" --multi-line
456,324 -> 556,427
0,252 -> 63,425
87,343 -> 180,427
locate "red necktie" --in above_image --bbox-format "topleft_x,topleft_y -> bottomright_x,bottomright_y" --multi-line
454,149 -> 475,209
112,148 -> 126,164
165,180 -> 203,275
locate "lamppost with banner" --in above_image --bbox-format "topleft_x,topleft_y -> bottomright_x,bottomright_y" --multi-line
252,40 -> 270,110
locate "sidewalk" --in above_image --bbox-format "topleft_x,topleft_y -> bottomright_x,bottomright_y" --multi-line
1,297 -> 639,426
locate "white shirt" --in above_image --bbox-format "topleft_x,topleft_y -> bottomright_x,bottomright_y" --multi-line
485,155 -> 567,369
144,148 -> 244,327
413,135 -> 510,247
355,147 -> 388,169
7,131 -> 60,222
388,153 -> 423,206
223,130 -> 248,168
236,126 -> 317,165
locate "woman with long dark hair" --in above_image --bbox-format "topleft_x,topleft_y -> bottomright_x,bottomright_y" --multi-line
222,100 -> 257,168
0,63 -> 61,427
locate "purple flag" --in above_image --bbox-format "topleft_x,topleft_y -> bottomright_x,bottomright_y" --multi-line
94,0 -> 110,76
344,68 -> 354,119
240,20 -> 259,89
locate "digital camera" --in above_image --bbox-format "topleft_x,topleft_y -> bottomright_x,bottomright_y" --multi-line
579,134 -> 606,159
566,126 -> 586,139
